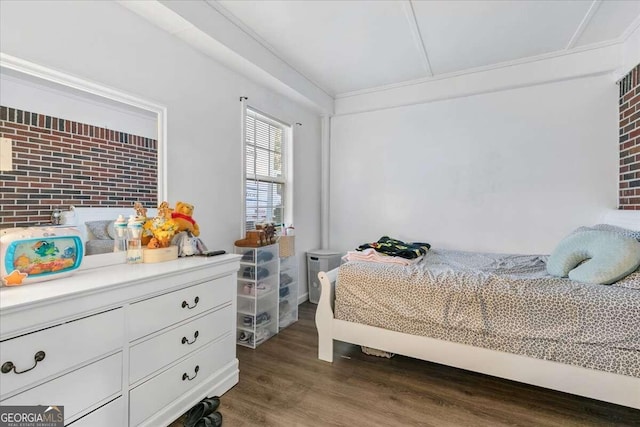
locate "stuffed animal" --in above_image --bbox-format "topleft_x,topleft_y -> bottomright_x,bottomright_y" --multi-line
147,237 -> 161,249
133,202 -> 147,219
157,201 -> 172,220
171,231 -> 208,257
171,201 -> 200,237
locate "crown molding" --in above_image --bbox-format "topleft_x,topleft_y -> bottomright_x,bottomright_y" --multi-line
334,43 -> 620,116
335,39 -> 621,100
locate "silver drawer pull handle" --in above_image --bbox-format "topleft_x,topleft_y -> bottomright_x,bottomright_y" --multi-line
181,296 -> 200,309
1,351 -> 46,375
181,330 -> 199,345
182,365 -> 200,381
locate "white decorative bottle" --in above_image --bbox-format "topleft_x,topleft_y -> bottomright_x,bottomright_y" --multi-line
126,215 -> 143,264
113,214 -> 127,253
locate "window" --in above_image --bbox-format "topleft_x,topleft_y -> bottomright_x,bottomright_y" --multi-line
243,108 -> 290,232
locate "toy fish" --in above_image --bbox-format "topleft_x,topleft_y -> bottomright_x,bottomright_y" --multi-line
62,247 -> 75,259
32,241 -> 60,257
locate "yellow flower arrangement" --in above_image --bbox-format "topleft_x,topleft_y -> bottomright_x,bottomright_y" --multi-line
142,202 -> 179,248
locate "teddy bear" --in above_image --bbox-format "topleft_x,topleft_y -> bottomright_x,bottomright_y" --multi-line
147,237 -> 161,249
133,201 -> 147,219
171,201 -> 200,237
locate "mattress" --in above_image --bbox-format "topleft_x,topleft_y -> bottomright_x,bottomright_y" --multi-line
334,249 -> 640,377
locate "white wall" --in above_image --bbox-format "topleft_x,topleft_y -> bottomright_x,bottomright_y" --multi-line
0,0 -> 321,299
330,74 -> 618,254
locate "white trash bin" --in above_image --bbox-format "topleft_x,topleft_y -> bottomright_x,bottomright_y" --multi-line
307,250 -> 342,304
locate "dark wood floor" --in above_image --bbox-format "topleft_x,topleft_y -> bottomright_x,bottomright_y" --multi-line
172,302 -> 640,426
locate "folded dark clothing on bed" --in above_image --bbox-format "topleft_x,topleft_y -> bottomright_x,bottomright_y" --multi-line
357,236 -> 430,259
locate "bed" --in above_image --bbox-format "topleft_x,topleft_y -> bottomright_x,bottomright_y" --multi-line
315,210 -> 640,409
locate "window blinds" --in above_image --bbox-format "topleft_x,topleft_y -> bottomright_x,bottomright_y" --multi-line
245,108 -> 286,231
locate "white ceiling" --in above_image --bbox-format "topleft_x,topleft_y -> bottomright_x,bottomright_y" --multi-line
211,0 -> 640,97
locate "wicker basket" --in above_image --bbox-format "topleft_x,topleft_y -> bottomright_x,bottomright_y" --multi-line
278,236 -> 295,258
143,245 -> 178,263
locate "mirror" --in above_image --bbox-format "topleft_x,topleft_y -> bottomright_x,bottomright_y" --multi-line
0,53 -> 167,260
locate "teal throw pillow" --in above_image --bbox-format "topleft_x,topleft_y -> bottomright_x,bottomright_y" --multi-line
547,230 -> 640,285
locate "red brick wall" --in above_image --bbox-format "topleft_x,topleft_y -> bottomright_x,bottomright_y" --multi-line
620,64 -> 640,210
0,106 -> 157,227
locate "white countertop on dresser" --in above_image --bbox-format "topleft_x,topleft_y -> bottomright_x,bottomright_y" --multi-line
0,254 -> 241,337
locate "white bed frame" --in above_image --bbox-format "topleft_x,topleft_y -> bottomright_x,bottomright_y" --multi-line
316,210 -> 640,409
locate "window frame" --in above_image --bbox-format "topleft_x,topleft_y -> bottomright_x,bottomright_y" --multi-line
241,105 -> 292,236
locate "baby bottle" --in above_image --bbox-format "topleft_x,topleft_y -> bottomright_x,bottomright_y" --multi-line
126,215 -> 143,264
113,214 -> 127,252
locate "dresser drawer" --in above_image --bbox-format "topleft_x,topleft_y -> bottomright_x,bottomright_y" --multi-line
1,353 -> 122,423
129,335 -> 234,426
67,397 -> 124,427
128,276 -> 233,341
129,304 -> 232,384
0,309 -> 123,398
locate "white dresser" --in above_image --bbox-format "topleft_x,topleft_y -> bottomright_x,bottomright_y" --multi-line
0,255 -> 240,426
